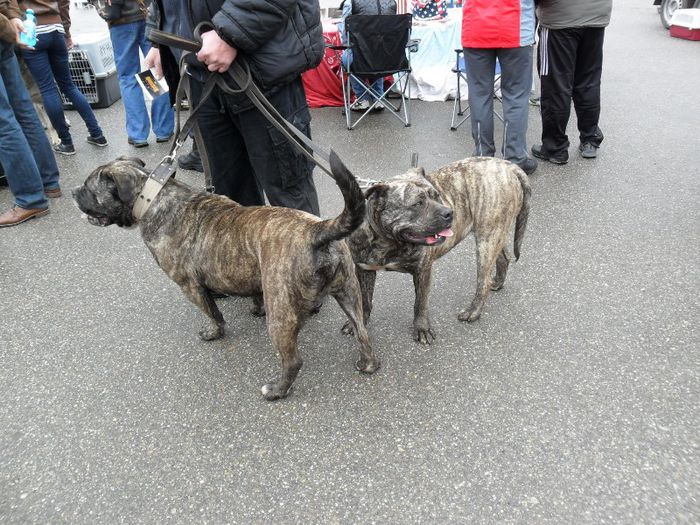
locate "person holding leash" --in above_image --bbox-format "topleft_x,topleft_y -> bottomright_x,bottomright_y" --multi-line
143,0 -> 324,214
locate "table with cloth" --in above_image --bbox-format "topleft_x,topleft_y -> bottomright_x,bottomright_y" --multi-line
302,9 -> 464,108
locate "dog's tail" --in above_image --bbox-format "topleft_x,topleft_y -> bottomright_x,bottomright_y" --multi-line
513,169 -> 531,261
312,150 -> 366,248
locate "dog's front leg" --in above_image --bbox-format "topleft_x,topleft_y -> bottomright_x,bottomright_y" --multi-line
412,265 -> 435,344
180,283 -> 226,340
341,267 -> 376,335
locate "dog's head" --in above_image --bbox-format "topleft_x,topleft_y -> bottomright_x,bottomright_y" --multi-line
364,167 -> 454,246
72,157 -> 147,228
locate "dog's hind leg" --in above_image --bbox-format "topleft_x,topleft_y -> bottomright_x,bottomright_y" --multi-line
459,231 -> 508,323
261,299 -> 303,401
341,267 -> 376,335
333,283 -> 380,374
180,283 -> 226,340
490,248 -> 511,291
250,293 -> 266,317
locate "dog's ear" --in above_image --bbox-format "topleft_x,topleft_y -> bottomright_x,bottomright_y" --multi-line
364,183 -> 388,201
97,170 -> 139,204
114,156 -> 146,168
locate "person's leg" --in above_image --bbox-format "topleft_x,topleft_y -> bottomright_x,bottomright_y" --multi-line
573,27 -> 605,149
463,48 -> 497,157
44,30 -> 104,140
537,26 -> 578,160
238,78 -> 320,215
0,43 -> 49,210
138,28 -> 174,140
109,21 -> 150,142
342,49 -> 370,102
497,45 -> 533,165
197,87 -> 264,206
21,33 -> 72,146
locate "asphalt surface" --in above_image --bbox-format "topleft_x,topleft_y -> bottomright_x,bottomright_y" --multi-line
1,1 -> 698,523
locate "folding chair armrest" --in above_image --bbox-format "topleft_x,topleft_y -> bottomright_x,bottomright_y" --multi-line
407,38 -> 420,53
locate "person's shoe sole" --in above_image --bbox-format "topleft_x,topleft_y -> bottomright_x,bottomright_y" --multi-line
156,135 -> 174,143
87,136 -> 108,147
531,146 -> 568,165
53,146 -> 76,156
0,207 -> 49,227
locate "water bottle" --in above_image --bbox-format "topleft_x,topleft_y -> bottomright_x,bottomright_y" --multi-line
19,9 -> 37,48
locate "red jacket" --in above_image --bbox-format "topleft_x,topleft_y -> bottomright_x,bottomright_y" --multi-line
461,0 -> 535,49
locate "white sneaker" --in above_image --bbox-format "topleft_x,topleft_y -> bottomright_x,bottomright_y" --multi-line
351,99 -> 370,112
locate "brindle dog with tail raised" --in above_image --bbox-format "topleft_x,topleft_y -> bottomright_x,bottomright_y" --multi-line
346,157 -> 531,344
73,153 -> 379,400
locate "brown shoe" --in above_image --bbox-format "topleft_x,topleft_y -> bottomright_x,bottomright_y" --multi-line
0,206 -> 50,227
44,186 -> 62,198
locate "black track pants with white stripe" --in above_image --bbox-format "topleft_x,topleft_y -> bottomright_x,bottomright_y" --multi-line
537,26 -> 606,155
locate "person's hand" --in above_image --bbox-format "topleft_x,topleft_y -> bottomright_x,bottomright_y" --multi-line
11,18 -> 33,50
144,47 -> 163,79
65,35 -> 73,49
196,30 -> 237,73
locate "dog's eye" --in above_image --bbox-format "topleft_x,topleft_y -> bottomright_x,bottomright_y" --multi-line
413,198 -> 425,208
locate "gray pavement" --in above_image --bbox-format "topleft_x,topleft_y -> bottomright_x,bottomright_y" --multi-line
1,1 -> 699,523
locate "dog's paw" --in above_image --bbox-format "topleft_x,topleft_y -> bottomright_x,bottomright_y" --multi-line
261,382 -> 292,401
355,357 -> 380,374
412,326 -> 435,345
199,325 -> 224,341
341,321 -> 355,336
458,308 -> 481,323
490,280 -> 505,291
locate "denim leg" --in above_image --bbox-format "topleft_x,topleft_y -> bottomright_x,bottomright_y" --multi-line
45,31 -> 103,139
138,29 -> 173,139
110,21 -> 150,141
463,48 -> 497,157
0,43 -> 51,209
21,33 -> 72,145
342,49 -> 371,102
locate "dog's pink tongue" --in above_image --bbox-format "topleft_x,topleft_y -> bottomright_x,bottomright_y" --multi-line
425,236 -> 440,245
439,228 -> 454,237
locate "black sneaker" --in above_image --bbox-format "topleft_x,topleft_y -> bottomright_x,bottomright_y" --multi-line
531,144 -> 568,165
87,135 -> 108,147
53,142 -> 76,156
178,149 -> 204,172
579,142 -> 598,159
128,138 -> 149,148
517,157 -> 538,175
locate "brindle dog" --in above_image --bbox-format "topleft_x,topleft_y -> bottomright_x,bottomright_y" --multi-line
73,153 -> 379,400
345,157 -> 531,344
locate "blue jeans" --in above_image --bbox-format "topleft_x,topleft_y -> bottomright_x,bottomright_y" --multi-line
0,41 -> 59,209
109,20 -> 174,142
341,49 -> 384,102
21,29 -> 103,145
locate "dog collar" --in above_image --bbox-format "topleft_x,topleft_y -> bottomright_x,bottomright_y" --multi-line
133,161 -> 177,220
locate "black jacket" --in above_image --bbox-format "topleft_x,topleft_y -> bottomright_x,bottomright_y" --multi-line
151,0 -> 324,93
